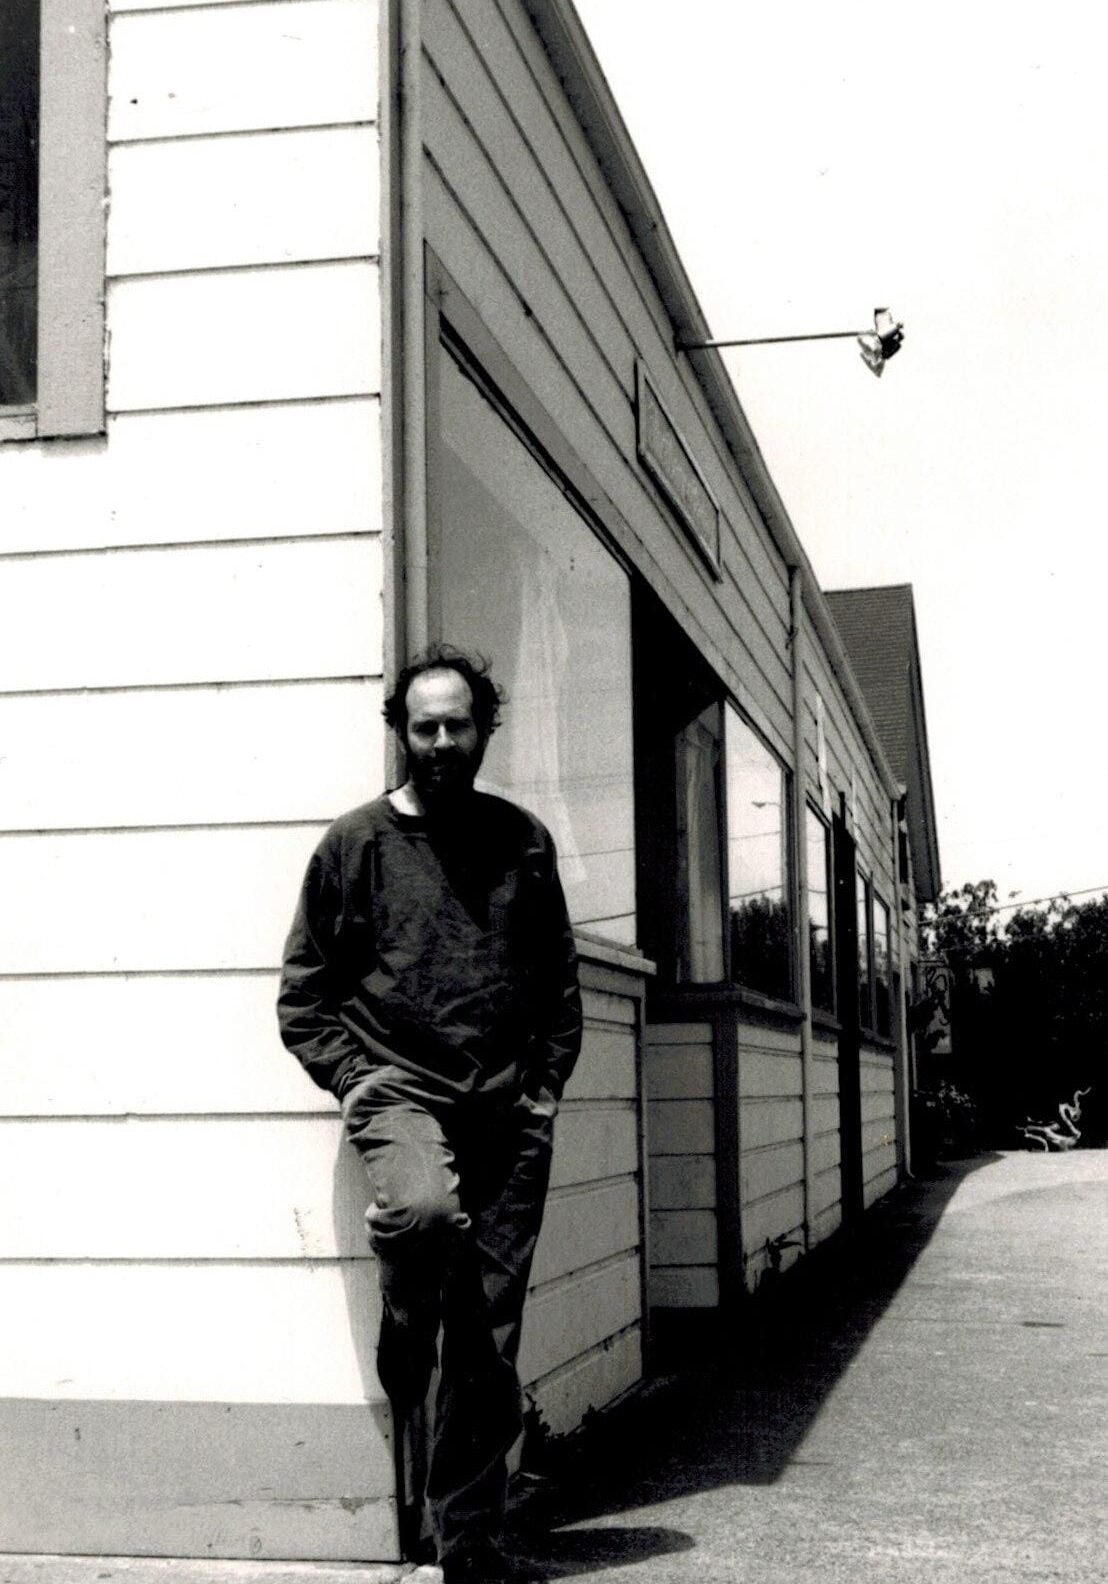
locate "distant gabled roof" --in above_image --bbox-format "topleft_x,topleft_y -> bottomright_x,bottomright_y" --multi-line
825,585 -> 941,903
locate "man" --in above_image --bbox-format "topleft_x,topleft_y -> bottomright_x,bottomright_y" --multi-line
277,647 -> 582,1583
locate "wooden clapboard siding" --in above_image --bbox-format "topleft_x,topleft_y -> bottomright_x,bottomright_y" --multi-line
861,1050 -> 897,1203
738,1020 -> 805,1285
0,680 -> 383,833
0,0 -> 389,1559
0,537 -> 383,693
527,1325 -> 641,1439
0,400 -> 382,556
107,0 -> 379,141
0,974 -> 317,1118
0,1261 -> 381,1403
645,1020 -> 717,1308
108,127 -> 379,276
420,0 -> 794,760
0,1400 -> 396,1561
107,261 -> 380,412
811,1043 -> 843,1245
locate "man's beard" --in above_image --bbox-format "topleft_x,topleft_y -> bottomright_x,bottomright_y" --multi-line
406,746 -> 483,811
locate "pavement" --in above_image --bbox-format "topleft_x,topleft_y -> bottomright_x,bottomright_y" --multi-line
3,1150 -> 1105,1584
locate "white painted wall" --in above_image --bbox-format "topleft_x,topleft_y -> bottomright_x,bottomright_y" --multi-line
0,0 -> 387,1560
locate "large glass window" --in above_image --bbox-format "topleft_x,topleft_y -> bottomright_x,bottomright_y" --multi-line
725,707 -> 791,1000
873,894 -> 892,1037
0,1 -> 39,406
437,345 -> 636,943
806,806 -> 834,1013
857,870 -> 873,1028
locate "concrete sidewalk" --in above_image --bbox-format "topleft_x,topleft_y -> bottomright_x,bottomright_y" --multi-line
4,1151 -> 1105,1584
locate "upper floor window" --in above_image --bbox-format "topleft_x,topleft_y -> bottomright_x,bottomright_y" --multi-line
0,1 -> 39,407
725,706 -> 792,1001
0,0 -> 105,441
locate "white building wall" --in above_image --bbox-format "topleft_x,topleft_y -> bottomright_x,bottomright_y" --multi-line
0,0 -> 391,1559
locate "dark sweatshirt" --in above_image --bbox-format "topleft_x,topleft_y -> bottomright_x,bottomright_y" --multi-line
277,793 -> 582,1103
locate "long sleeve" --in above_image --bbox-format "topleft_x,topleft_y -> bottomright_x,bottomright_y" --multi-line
277,837 -> 370,1096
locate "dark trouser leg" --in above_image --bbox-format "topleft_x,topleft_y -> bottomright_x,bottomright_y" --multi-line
427,1101 -> 555,1561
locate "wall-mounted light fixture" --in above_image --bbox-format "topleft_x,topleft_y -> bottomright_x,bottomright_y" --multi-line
677,307 -> 905,378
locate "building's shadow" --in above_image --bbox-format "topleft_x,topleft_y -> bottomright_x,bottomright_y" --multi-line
512,1154 -> 1001,1562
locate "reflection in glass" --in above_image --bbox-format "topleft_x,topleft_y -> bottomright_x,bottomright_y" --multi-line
725,707 -> 791,1000
676,704 -> 724,982
806,807 -> 834,1012
873,895 -> 891,1036
0,2 -> 39,405
437,348 -> 636,943
857,870 -> 872,1028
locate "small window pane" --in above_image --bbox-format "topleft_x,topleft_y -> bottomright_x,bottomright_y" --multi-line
438,347 -> 636,943
857,870 -> 872,1028
725,708 -> 791,1000
806,807 -> 834,1013
873,896 -> 891,1036
676,705 -> 724,982
0,1 -> 39,406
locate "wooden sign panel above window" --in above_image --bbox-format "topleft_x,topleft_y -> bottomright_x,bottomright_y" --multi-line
635,362 -> 722,580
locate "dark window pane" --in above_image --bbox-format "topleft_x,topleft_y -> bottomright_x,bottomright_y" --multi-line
873,896 -> 891,1036
857,870 -> 872,1027
676,705 -> 725,982
0,1 -> 39,405
806,807 -> 834,1013
726,707 -> 791,1000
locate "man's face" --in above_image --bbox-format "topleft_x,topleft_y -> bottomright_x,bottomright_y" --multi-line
403,669 -> 485,807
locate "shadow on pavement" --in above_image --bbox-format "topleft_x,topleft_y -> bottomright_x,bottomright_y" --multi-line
514,1154 -> 1001,1533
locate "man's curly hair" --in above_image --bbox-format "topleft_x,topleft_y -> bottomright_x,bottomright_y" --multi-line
383,644 -> 505,740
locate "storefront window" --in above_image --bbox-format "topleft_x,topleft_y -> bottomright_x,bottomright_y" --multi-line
0,1 -> 39,406
806,806 -> 834,1013
437,346 -> 636,944
725,707 -> 791,1000
873,894 -> 891,1036
857,870 -> 873,1028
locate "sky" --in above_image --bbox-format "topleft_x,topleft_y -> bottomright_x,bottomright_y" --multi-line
574,0 -> 1108,913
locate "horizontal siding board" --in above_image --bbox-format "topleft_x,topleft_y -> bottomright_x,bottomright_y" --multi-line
649,1153 -> 716,1210
108,126 -> 379,275
648,1099 -> 715,1156
738,1049 -> 803,1100
0,1116 -> 371,1261
526,1325 -> 641,1436
550,1103 -> 639,1190
648,1265 -> 718,1309
107,261 -> 381,412
645,1045 -> 713,1099
0,1262 -> 383,1403
0,824 -> 326,973
517,1253 -> 639,1383
0,399 -> 382,557
649,1209 -> 716,1267
812,1163 -> 842,1213
0,1400 -> 397,1561
812,1096 -> 840,1135
0,974 -> 321,1117
564,1024 -> 636,1101
742,1184 -> 805,1262
812,1203 -> 843,1245
810,1133 -> 841,1175
738,1019 -> 802,1056
740,1140 -> 805,1204
107,0 -> 379,141
0,536 -> 383,694
646,1021 -> 713,1046
0,680 -> 384,832
579,985 -> 637,1025
740,1097 -> 804,1151
531,1177 -> 639,1288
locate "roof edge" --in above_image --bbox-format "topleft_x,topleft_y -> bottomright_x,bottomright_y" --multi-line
524,0 -> 900,800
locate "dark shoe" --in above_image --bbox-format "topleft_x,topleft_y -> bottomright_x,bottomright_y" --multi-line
441,1538 -> 529,1584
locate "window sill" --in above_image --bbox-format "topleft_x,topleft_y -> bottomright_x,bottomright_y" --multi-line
811,1008 -> 842,1037
574,930 -> 656,979
860,1028 -> 897,1054
647,982 -> 803,1027
0,409 -> 38,442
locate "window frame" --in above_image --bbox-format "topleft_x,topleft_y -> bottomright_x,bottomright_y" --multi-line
856,867 -> 875,1033
872,889 -> 892,1038
805,800 -> 836,1017
0,0 -> 106,442
722,700 -> 795,1004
